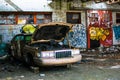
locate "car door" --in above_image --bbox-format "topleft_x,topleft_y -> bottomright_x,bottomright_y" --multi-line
11,35 -> 24,58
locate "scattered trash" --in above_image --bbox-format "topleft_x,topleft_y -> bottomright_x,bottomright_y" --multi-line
110,65 -> 120,69
30,66 -> 39,73
13,75 -> 24,80
95,59 -> 106,61
39,73 -> 45,77
92,49 -> 95,52
0,65 -> 14,72
85,58 -> 94,60
98,65 -> 120,69
20,75 -> 24,78
98,66 -> 103,69
6,77 -> 13,80
38,79 -> 44,80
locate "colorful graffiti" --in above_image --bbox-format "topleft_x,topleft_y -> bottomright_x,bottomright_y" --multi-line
113,25 -> 120,45
113,25 -> 120,40
0,25 -> 22,43
87,10 -> 113,48
69,24 -> 87,48
88,26 -> 112,47
89,27 -> 110,41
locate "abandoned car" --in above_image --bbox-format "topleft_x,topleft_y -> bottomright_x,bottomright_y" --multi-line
9,22 -> 82,66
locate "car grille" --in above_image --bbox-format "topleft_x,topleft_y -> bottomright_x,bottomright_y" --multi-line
55,51 -> 72,58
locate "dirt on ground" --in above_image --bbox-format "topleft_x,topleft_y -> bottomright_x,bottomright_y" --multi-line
0,52 -> 120,80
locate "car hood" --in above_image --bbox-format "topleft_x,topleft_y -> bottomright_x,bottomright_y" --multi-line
31,22 -> 73,43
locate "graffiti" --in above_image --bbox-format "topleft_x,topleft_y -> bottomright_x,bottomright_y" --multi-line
113,25 -> 120,40
0,25 -> 22,43
69,24 -> 87,48
89,27 -> 110,41
113,25 -> 120,45
87,10 -> 113,48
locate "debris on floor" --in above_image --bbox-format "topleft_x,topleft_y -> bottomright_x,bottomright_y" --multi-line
30,66 -> 39,73
39,73 -> 45,77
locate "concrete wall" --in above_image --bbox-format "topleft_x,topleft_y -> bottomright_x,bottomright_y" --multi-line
0,25 -> 24,43
52,0 -> 120,46
52,0 -> 120,25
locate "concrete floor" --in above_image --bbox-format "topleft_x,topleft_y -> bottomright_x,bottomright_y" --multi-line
0,57 -> 120,80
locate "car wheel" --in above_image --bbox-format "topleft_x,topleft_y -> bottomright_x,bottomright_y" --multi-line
66,64 -> 72,69
7,47 -> 15,61
25,54 -> 35,66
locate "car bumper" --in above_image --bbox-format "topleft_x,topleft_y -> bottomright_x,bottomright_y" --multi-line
34,55 -> 82,66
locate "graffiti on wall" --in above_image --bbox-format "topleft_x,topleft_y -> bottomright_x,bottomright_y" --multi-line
89,27 -> 109,41
113,25 -> 120,45
68,24 -> 87,48
0,25 -> 22,43
87,10 -> 113,48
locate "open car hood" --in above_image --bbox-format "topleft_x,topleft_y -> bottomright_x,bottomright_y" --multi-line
31,22 -> 73,43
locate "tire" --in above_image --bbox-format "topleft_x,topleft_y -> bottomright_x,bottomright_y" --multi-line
62,64 -> 72,69
7,47 -> 15,61
25,54 -> 35,66
65,64 -> 72,69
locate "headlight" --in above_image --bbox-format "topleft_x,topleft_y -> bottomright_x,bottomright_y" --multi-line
36,53 -> 41,58
41,51 -> 55,58
72,49 -> 80,55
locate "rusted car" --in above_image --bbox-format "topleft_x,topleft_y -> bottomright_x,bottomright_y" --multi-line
9,22 -> 82,66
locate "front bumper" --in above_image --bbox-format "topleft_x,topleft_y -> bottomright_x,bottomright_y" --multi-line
34,55 -> 82,66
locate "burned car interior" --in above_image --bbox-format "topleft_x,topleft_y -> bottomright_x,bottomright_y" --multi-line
30,40 -> 69,51
30,24 -> 71,51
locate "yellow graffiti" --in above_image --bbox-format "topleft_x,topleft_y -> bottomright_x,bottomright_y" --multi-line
89,27 -> 109,41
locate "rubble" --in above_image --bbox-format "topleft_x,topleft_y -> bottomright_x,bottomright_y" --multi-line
0,48 -> 120,80
39,73 -> 45,77
30,66 -> 39,73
